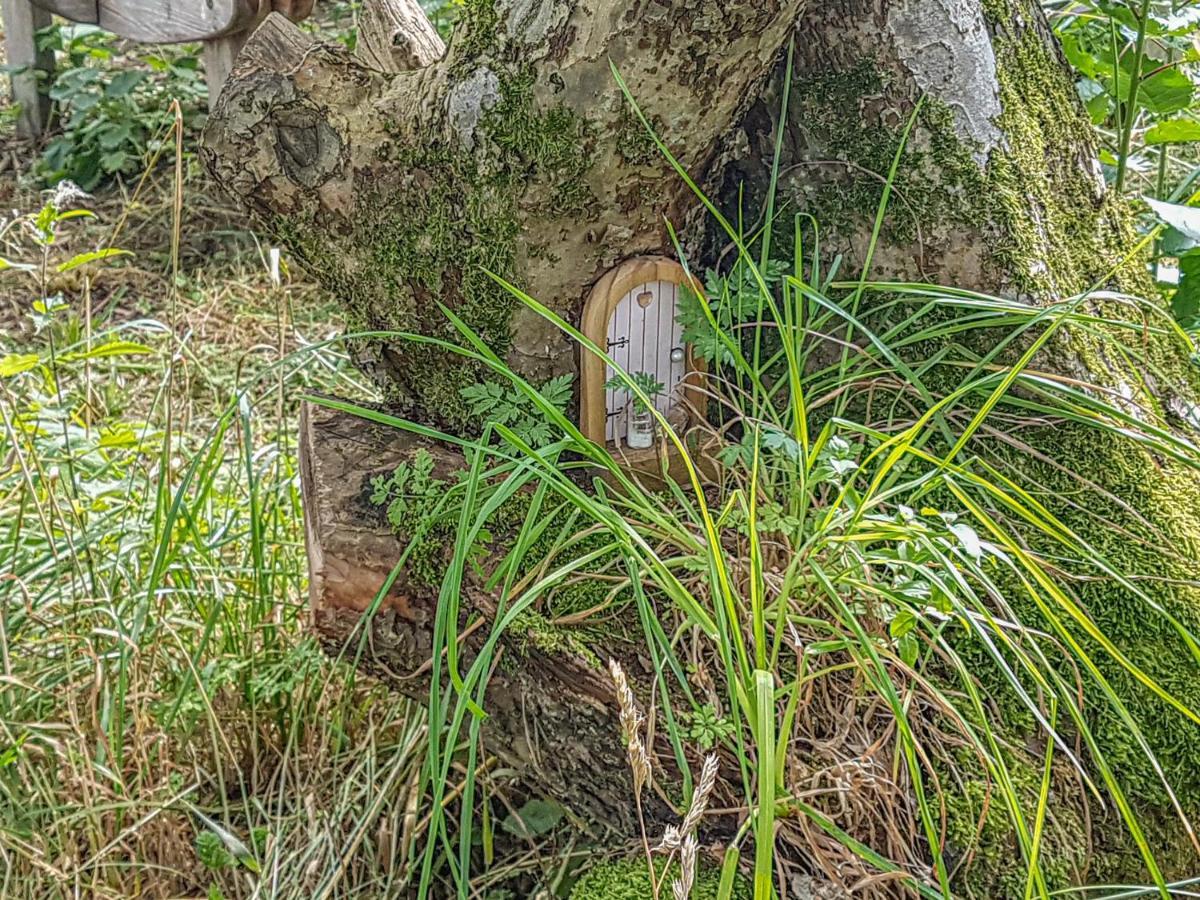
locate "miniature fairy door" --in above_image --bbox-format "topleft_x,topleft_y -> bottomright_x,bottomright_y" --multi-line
580,257 -> 706,449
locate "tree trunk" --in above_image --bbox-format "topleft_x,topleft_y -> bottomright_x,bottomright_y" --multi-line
298,399 -> 682,837
205,0 -> 1200,888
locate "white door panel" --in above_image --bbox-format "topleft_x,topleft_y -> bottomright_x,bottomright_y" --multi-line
605,280 -> 687,443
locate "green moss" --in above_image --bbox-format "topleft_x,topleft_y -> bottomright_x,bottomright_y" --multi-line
986,7 -> 1144,295
451,0 -> 499,69
945,419 -> 1200,881
1024,424 -> 1200,806
789,63 -> 985,248
570,858 -> 750,900
508,608 -> 599,663
274,66 -> 597,429
784,27 -> 1200,851
941,746 -> 1086,896
373,480 -> 630,662
785,0 -> 1145,296
616,105 -> 660,167
486,69 -> 598,214
1088,804 -> 1199,884
495,493 -> 633,659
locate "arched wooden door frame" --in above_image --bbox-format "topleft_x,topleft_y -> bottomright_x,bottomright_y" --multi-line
579,256 -> 707,447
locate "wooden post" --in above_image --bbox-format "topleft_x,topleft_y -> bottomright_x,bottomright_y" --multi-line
202,32 -> 248,102
1,0 -> 54,138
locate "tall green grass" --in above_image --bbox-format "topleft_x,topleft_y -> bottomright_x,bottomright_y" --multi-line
0,153 -> 434,897
318,75 -> 1200,899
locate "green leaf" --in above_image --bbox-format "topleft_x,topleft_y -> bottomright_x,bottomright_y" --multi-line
501,799 -> 564,838
1172,253 -> 1200,331
950,522 -> 983,560
195,831 -> 234,870
1144,197 -> 1200,252
1076,78 -> 1110,125
1144,117 -> 1200,145
0,353 -> 40,377
898,632 -> 919,667
889,609 -> 917,639
63,339 -> 152,361
1137,67 -> 1194,116
105,69 -> 146,98
1061,34 -> 1101,80
56,248 -> 132,272
100,150 -> 129,174
0,256 -> 35,272
0,734 -> 26,767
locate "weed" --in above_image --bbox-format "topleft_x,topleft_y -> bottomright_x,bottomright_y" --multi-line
461,373 -> 573,445
32,24 -> 205,188
0,137 -> 430,898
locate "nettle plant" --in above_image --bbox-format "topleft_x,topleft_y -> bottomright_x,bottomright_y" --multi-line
1046,1 -> 1200,334
1048,0 -> 1200,195
33,23 -> 206,188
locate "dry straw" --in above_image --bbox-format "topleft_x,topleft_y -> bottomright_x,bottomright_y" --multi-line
672,833 -> 698,900
609,659 -> 652,797
657,752 -> 718,851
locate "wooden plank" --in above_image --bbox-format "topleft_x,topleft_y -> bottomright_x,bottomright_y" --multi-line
1,0 -> 54,138
30,0 -> 97,22
96,0 -> 255,43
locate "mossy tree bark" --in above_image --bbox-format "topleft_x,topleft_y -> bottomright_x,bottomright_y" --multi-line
205,0 -> 1200,887
203,0 -> 803,425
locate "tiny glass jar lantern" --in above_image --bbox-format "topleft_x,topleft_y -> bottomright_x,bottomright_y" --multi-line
579,256 -> 706,452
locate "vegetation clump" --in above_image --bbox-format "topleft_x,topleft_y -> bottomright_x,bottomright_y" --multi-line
570,857 -> 749,900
